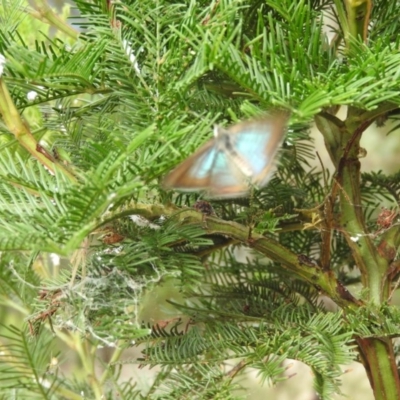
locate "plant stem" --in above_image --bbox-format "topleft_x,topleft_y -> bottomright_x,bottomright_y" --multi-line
337,110 -> 389,303
0,78 -> 76,182
174,209 -> 360,309
357,337 -> 400,400
30,0 -> 78,40
317,106 -> 400,399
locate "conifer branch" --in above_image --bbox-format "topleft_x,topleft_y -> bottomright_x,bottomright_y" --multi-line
173,208 -> 360,308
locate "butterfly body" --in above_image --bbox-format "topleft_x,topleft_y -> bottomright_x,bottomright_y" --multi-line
163,113 -> 289,198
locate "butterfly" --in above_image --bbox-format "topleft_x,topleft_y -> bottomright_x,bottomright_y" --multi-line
163,112 -> 290,198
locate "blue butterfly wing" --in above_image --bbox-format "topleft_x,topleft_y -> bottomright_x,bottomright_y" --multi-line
163,113 -> 289,197
225,117 -> 287,186
231,130 -> 273,174
163,139 -> 248,197
191,147 -> 223,180
163,140 -> 218,190
207,148 -> 249,197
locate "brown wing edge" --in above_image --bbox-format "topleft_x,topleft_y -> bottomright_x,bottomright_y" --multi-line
162,109 -> 291,196
162,139 -> 216,191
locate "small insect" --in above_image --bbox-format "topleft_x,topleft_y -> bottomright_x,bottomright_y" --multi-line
193,200 -> 215,216
163,112 -> 290,198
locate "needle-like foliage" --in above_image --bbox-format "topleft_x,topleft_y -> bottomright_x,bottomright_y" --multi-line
0,1 -> 400,400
